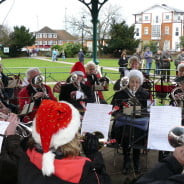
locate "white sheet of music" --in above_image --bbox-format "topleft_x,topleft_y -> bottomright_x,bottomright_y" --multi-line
20,102 -> 34,115
0,121 -> 10,153
148,106 -> 182,152
81,103 -> 112,141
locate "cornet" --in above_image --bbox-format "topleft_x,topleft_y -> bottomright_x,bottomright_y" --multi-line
32,75 -> 49,99
0,112 -> 32,139
120,76 -> 129,90
168,126 -> 184,147
16,122 -> 32,139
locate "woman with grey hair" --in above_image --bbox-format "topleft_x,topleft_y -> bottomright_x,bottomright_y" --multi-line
18,67 -> 57,123
111,70 -> 150,175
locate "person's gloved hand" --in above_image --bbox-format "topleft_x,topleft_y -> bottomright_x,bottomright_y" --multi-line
82,132 -> 100,156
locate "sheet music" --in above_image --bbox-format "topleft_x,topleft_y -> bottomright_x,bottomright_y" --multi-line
20,102 -> 34,115
0,121 -> 10,153
81,103 -> 112,141
148,106 -> 182,151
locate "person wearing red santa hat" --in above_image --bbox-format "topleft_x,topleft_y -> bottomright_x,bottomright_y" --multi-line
59,62 -> 95,115
3,99 -> 111,184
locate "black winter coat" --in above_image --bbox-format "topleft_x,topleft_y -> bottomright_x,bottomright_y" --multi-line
59,83 -> 95,111
136,156 -> 184,184
111,86 -> 149,111
1,135 -> 111,184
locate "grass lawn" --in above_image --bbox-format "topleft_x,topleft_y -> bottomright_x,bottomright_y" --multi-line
0,57 -> 177,103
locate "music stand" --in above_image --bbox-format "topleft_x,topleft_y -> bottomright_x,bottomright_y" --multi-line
113,99 -> 150,172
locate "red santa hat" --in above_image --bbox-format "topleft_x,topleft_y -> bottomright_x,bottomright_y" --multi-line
70,61 -> 86,77
32,99 -> 81,176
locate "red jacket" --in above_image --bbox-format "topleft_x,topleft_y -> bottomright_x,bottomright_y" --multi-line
18,84 -> 57,122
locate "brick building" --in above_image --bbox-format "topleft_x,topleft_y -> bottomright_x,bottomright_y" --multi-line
34,26 -> 78,50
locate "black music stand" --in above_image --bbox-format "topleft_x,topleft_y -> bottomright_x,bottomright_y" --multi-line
113,103 -> 150,173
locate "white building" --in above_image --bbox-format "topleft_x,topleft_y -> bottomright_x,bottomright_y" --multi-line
134,4 -> 184,51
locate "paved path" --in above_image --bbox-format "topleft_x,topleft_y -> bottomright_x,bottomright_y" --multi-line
34,56 -> 119,71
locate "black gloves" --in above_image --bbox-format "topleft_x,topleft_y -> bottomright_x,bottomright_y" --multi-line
82,133 -> 100,156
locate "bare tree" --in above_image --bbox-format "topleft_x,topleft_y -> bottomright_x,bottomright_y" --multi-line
67,4 -> 123,56
0,25 -> 11,45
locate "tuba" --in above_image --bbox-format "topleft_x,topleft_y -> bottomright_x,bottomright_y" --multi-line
168,126 -> 184,147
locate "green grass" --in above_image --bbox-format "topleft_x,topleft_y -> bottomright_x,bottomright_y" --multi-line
0,57 -> 177,103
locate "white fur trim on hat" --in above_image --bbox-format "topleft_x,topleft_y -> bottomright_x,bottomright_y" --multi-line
42,151 -> 55,176
31,101 -> 81,176
32,101 -> 81,149
71,71 -> 84,76
128,69 -> 144,84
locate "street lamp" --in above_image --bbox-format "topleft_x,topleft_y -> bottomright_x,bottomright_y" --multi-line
81,15 -> 85,50
78,0 -> 108,65
0,0 -> 6,4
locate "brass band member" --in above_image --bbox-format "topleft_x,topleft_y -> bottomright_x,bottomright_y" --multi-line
111,70 -> 149,174
0,64 -> 18,113
85,61 -> 107,104
18,67 -> 57,123
2,100 -> 111,184
59,62 -> 95,115
114,56 -> 152,93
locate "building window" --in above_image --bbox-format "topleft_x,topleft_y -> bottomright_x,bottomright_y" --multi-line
175,42 -> 179,50
53,34 -> 57,38
43,41 -> 47,45
48,34 -> 52,38
39,41 -> 42,45
165,15 -> 170,20
144,27 -> 148,35
36,33 -> 42,38
165,26 -> 169,35
152,25 -> 160,37
48,40 -> 53,45
58,40 -> 63,45
175,27 -> 179,36
53,40 -> 57,45
43,34 -> 47,38
144,16 -> 149,20
136,28 -> 139,36
178,16 -> 181,21
156,16 -> 159,23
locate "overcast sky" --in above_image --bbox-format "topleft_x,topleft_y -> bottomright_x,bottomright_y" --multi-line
0,0 -> 184,32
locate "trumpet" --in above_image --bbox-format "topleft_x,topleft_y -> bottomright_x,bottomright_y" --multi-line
168,126 -> 184,147
81,131 -> 116,149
